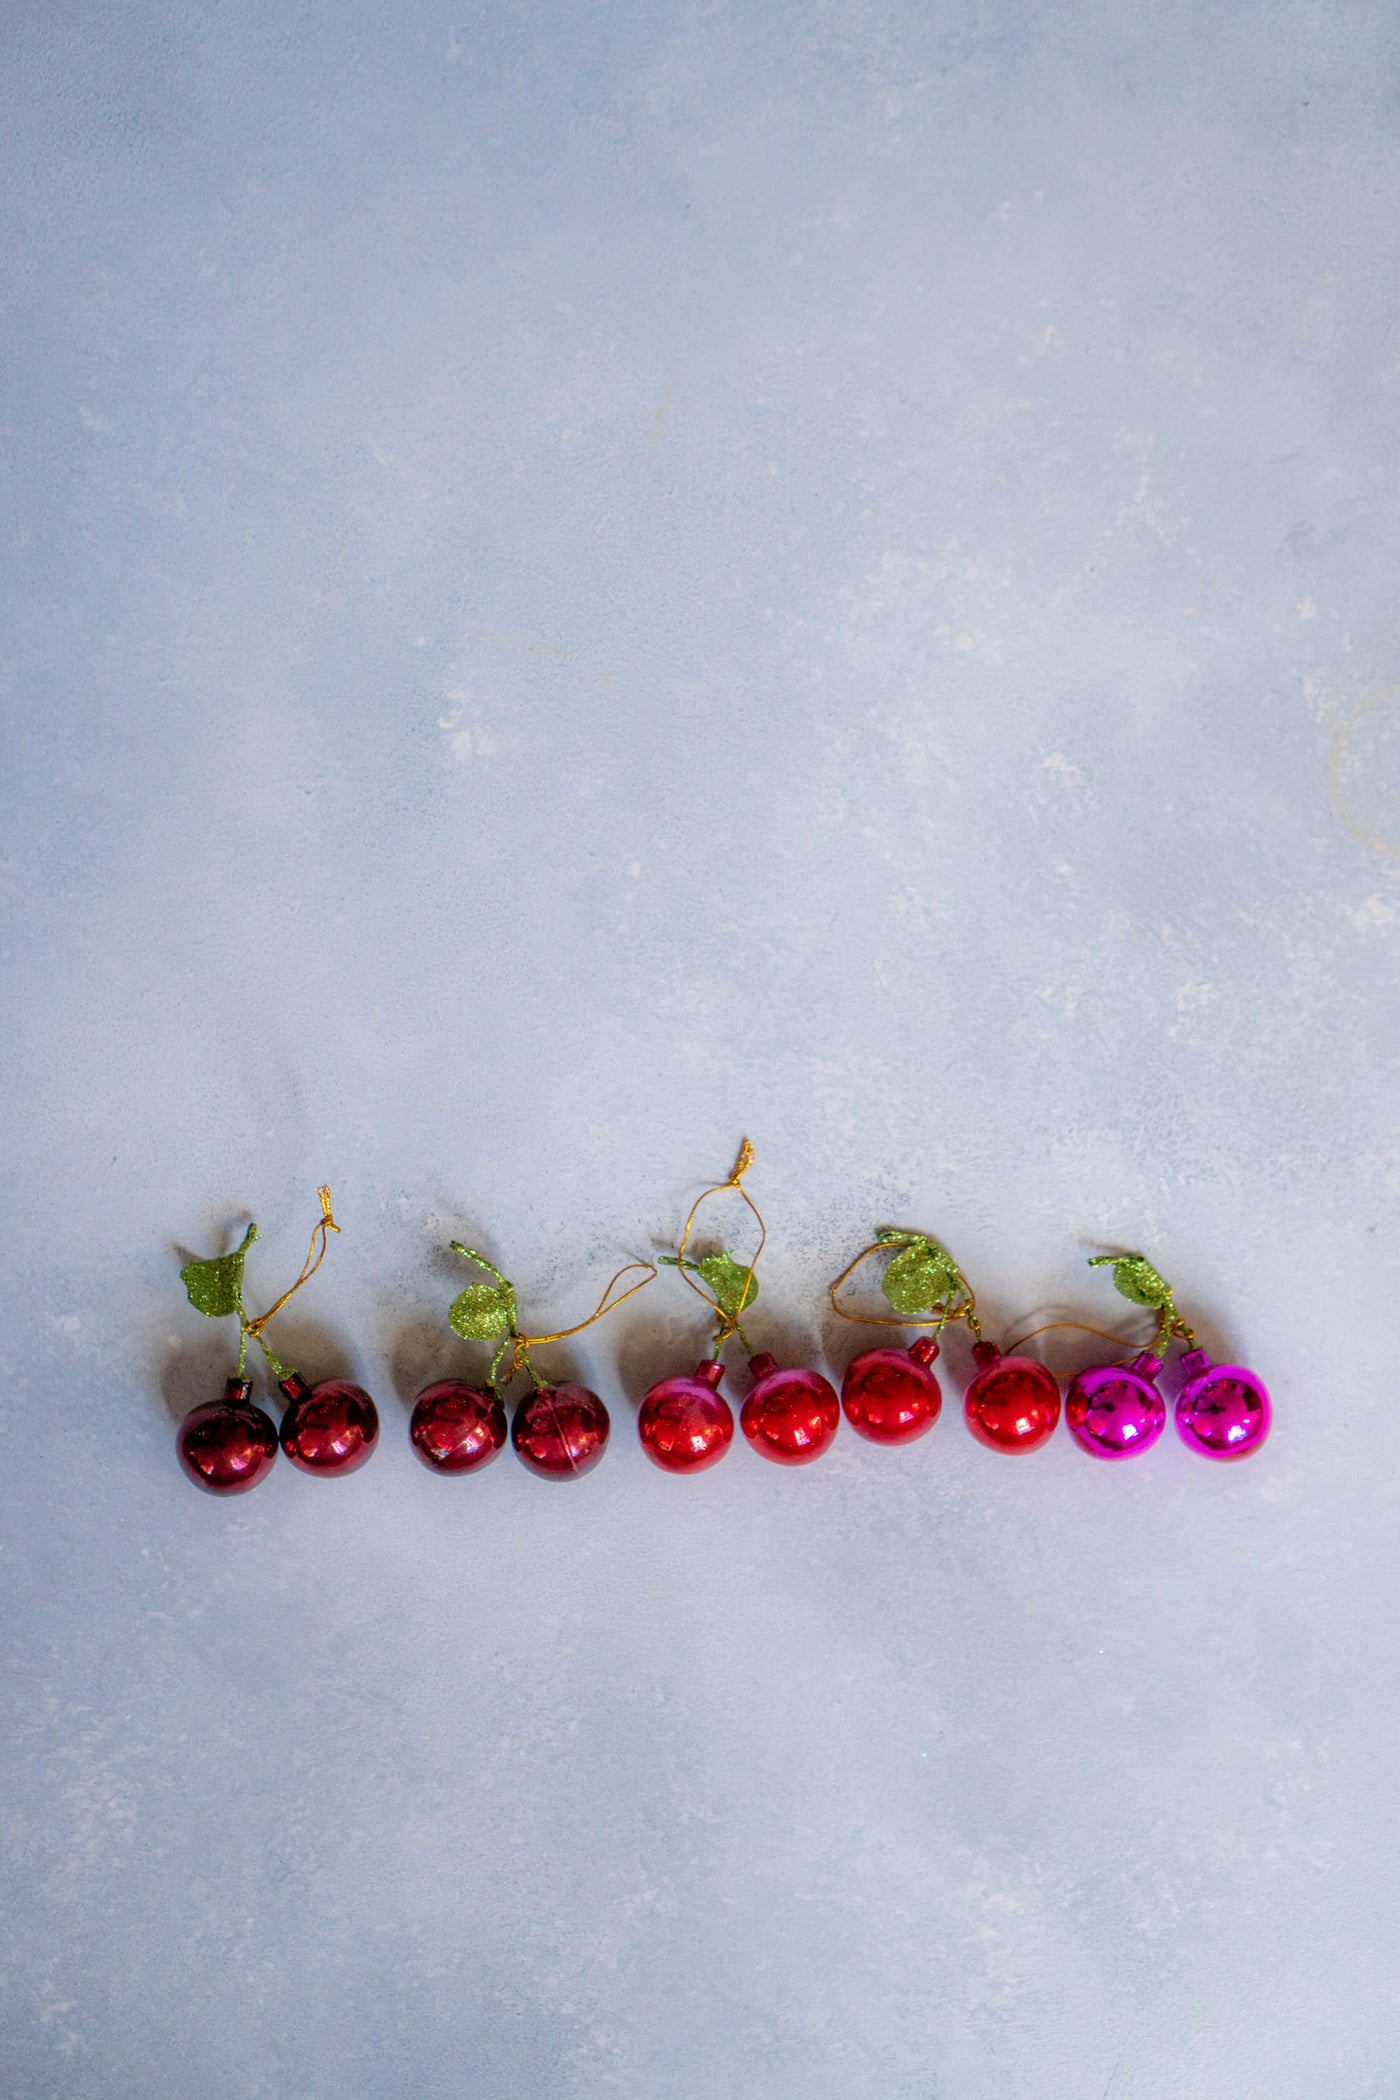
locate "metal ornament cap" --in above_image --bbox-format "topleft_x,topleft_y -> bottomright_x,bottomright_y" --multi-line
841,1335 -> 942,1445
278,1373 -> 380,1476
964,1342 -> 1061,1454
410,1379 -> 508,1473
740,1352 -> 840,1466
1065,1351 -> 1166,1461
638,1358 -> 735,1474
177,1377 -> 280,1496
512,1382 -> 611,1479
1175,1347 -> 1271,1461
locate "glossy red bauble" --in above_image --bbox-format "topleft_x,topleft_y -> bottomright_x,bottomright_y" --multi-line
177,1377 -> 279,1495
512,1381 -> 610,1479
278,1372 -> 379,1476
740,1351 -> 840,1466
638,1358 -> 734,1474
964,1342 -> 1060,1454
410,1379 -> 508,1474
841,1334 -> 942,1445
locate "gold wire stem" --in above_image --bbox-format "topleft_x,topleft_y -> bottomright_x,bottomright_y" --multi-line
672,1138 -> 765,1353
245,1186 -> 339,1336
507,1260 -> 658,1382
1002,1318 -> 1136,1364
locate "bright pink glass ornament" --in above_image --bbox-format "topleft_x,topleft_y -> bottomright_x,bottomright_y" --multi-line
1175,1347 -> 1271,1461
177,1377 -> 279,1495
278,1372 -> 379,1476
740,1352 -> 840,1466
512,1382 -> 610,1478
1065,1350 -> 1165,1461
964,1342 -> 1060,1454
410,1379 -> 508,1473
841,1335 -> 942,1445
638,1358 -> 734,1474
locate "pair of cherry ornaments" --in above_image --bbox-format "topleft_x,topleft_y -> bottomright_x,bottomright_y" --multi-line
174,1170 -> 1271,1497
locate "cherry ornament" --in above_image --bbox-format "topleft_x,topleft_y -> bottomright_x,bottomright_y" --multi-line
1064,1351 -> 1165,1461
278,1372 -> 379,1476
174,1186 -> 363,1494
437,1239 -> 655,1483
964,1341 -> 1062,1454
1175,1348 -> 1272,1462
741,1351 -> 840,1465
1086,1252 -> 1271,1463
638,1358 -> 734,1474
410,1379 -> 508,1474
177,1377 -> 279,1496
840,1336 -> 942,1444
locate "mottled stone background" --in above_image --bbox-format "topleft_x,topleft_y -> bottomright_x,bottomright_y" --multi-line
2,2 -> 1398,2093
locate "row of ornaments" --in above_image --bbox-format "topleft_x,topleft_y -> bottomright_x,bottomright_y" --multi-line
173,1186 -> 1271,1495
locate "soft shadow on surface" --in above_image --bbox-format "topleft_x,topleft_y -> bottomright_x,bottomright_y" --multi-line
153,1316 -> 355,1425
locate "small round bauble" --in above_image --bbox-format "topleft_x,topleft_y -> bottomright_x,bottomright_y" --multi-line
963,1342 -> 1060,1454
513,1382 -> 610,1479
740,1352 -> 840,1466
841,1335 -> 942,1445
638,1359 -> 734,1474
178,1378 -> 280,1496
279,1373 -> 379,1476
410,1379 -> 508,1473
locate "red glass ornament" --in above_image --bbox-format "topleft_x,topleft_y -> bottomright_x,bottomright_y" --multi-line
278,1372 -> 379,1476
638,1358 -> 734,1474
740,1351 -> 840,1466
177,1377 -> 279,1495
841,1334 -> 942,1445
963,1341 -> 1060,1454
512,1382 -> 610,1479
410,1379 -> 508,1474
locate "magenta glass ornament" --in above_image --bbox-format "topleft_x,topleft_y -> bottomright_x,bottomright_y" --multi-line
1175,1347 -> 1271,1461
512,1382 -> 610,1478
278,1372 -> 379,1476
1065,1350 -> 1166,1461
410,1379 -> 508,1474
177,1377 -> 279,1495
638,1358 -> 734,1474
740,1352 -> 840,1466
964,1342 -> 1060,1454
841,1335 -> 942,1445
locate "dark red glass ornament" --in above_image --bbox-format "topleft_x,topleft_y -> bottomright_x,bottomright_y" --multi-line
410,1379 -> 508,1474
638,1358 -> 734,1474
841,1334 -> 942,1445
512,1382 -> 610,1479
177,1377 -> 279,1496
740,1351 -> 840,1466
963,1342 -> 1060,1454
278,1372 -> 379,1476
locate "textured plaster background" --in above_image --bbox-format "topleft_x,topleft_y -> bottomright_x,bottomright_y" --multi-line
2,3 -> 1399,2095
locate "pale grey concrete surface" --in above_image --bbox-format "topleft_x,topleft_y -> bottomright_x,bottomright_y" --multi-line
2,3 -> 1398,2094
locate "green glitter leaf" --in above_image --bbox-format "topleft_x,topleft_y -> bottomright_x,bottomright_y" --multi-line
1093,1254 -> 1174,1310
449,1281 -> 518,1341
696,1251 -> 759,1322
881,1238 -> 961,1316
180,1224 -> 257,1320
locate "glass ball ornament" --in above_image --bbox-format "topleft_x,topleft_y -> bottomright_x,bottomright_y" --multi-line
278,1372 -> 379,1476
177,1377 -> 279,1495
410,1379 -> 508,1473
840,1335 -> 942,1445
740,1351 -> 840,1466
638,1358 -> 734,1474
1065,1350 -> 1166,1461
512,1382 -> 610,1479
963,1341 -> 1060,1454
1175,1347 -> 1271,1461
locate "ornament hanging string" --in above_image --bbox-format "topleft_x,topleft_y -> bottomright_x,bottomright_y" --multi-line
503,1261 -> 658,1388
239,1186 -> 339,1379
666,1138 -> 765,1357
828,1230 -> 984,1343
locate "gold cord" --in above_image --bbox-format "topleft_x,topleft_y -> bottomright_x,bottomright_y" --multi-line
246,1186 -> 339,1335
673,1138 -> 765,1351
506,1259 -> 658,1381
